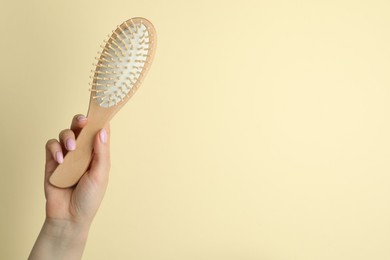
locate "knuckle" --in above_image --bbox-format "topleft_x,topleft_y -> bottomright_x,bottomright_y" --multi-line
59,129 -> 74,138
45,139 -> 58,150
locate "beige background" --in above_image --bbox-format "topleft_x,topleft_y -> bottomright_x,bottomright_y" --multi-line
1,0 -> 390,259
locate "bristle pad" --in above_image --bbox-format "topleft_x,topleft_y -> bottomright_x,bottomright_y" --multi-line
92,20 -> 151,108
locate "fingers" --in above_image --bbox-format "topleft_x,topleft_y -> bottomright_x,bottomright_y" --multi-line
44,114 -> 89,190
45,130 -> 74,167
45,114 -> 87,170
57,114 -> 88,155
45,139 -> 63,164
59,129 -> 76,153
45,139 -> 63,179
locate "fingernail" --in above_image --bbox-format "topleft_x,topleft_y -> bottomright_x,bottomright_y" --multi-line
77,115 -> 87,122
56,151 -> 64,164
99,128 -> 107,143
66,138 -> 76,151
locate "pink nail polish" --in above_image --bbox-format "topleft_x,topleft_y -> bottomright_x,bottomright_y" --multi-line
77,115 -> 87,121
66,138 -> 76,151
99,128 -> 107,143
56,151 -> 64,164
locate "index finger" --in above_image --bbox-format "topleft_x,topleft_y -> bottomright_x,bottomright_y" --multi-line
70,114 -> 88,138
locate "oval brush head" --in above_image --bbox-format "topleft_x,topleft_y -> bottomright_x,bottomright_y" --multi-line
92,18 -> 154,108
49,17 -> 157,188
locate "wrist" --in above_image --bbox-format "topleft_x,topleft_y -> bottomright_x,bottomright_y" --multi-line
29,218 -> 91,260
40,217 -> 91,257
42,217 -> 91,243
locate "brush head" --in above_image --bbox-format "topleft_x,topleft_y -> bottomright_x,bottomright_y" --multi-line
90,18 -> 156,108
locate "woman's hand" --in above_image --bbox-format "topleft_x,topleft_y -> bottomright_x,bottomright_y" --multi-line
29,114 -> 111,260
44,114 -> 110,224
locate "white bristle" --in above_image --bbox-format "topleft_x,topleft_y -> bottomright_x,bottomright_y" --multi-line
90,19 -> 152,108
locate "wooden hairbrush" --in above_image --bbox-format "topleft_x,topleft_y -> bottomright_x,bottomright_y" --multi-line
49,17 -> 157,188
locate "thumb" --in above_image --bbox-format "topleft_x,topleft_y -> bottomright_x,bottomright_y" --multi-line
88,126 -> 111,185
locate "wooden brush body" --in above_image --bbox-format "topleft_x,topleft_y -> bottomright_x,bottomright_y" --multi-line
49,18 -> 156,188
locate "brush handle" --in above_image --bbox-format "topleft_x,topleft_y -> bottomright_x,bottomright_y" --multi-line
49,119 -> 106,188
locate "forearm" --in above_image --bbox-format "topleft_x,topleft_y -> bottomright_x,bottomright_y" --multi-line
28,218 -> 91,260
32,116 -> 110,259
